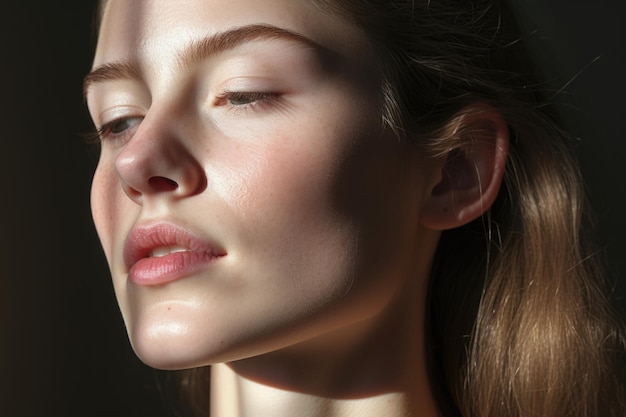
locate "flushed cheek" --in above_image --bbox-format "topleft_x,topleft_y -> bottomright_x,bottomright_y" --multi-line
215,119 -> 409,304
214,101 -> 386,227
212,136 -> 349,278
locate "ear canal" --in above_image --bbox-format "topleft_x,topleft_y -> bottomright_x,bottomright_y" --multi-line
431,148 -> 480,195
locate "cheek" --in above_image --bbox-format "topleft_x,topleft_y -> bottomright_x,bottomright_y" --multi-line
216,100 -> 402,226
215,107 -> 416,306
90,159 -> 127,262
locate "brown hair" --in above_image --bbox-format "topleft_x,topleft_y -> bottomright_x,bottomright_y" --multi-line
94,1 -> 626,416
309,1 -> 626,416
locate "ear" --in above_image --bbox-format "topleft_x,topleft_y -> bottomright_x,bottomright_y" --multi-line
419,103 -> 509,230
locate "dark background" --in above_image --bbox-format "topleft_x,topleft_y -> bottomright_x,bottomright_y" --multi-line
1,1 -> 624,416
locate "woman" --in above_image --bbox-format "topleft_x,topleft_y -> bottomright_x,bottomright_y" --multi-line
84,0 -> 625,416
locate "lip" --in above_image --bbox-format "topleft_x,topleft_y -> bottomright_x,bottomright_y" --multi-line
123,222 -> 226,286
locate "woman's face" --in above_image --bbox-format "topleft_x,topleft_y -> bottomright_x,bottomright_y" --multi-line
87,0 -> 438,369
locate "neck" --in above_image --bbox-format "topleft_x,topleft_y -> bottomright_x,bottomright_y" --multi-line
210,277 -> 439,417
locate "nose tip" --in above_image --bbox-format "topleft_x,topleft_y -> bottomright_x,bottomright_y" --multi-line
114,128 -> 207,204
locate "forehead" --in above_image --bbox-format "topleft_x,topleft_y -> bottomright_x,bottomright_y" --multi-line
94,0 -> 366,68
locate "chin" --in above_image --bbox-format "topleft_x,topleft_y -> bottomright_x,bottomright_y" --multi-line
126,314 -> 273,370
129,325 -> 204,370
125,311 -> 229,370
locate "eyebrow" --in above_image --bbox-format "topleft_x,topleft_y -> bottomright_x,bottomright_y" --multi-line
83,24 -> 328,98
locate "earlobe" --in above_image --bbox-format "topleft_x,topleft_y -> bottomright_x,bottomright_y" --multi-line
420,104 -> 509,230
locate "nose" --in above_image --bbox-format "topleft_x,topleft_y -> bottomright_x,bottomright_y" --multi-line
114,117 -> 206,204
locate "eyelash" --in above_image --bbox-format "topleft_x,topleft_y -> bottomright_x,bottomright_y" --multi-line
214,90 -> 280,112
85,116 -> 144,145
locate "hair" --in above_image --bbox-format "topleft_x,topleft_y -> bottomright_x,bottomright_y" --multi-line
95,1 -> 626,416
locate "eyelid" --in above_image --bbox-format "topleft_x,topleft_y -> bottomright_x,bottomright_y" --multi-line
98,105 -> 145,125
213,90 -> 279,105
211,77 -> 285,108
96,112 -> 144,145
99,115 -> 143,134
213,76 -> 279,95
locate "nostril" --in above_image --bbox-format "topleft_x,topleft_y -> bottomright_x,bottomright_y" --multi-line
148,176 -> 178,192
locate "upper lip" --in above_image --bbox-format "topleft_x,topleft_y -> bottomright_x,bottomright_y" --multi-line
123,221 -> 225,270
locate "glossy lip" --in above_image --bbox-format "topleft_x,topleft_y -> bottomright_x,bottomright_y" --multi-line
123,222 -> 226,286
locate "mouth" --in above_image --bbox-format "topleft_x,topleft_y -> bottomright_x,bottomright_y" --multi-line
123,222 -> 226,286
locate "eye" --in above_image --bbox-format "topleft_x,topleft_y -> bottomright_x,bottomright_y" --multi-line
97,116 -> 144,143
226,92 -> 275,105
214,90 -> 279,109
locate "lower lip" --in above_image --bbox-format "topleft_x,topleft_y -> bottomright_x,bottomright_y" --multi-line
128,251 -> 220,286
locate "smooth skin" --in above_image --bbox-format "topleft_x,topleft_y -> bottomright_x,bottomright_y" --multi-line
86,1 -> 508,416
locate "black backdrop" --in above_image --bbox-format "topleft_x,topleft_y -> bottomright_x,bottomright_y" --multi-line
1,1 -> 624,416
